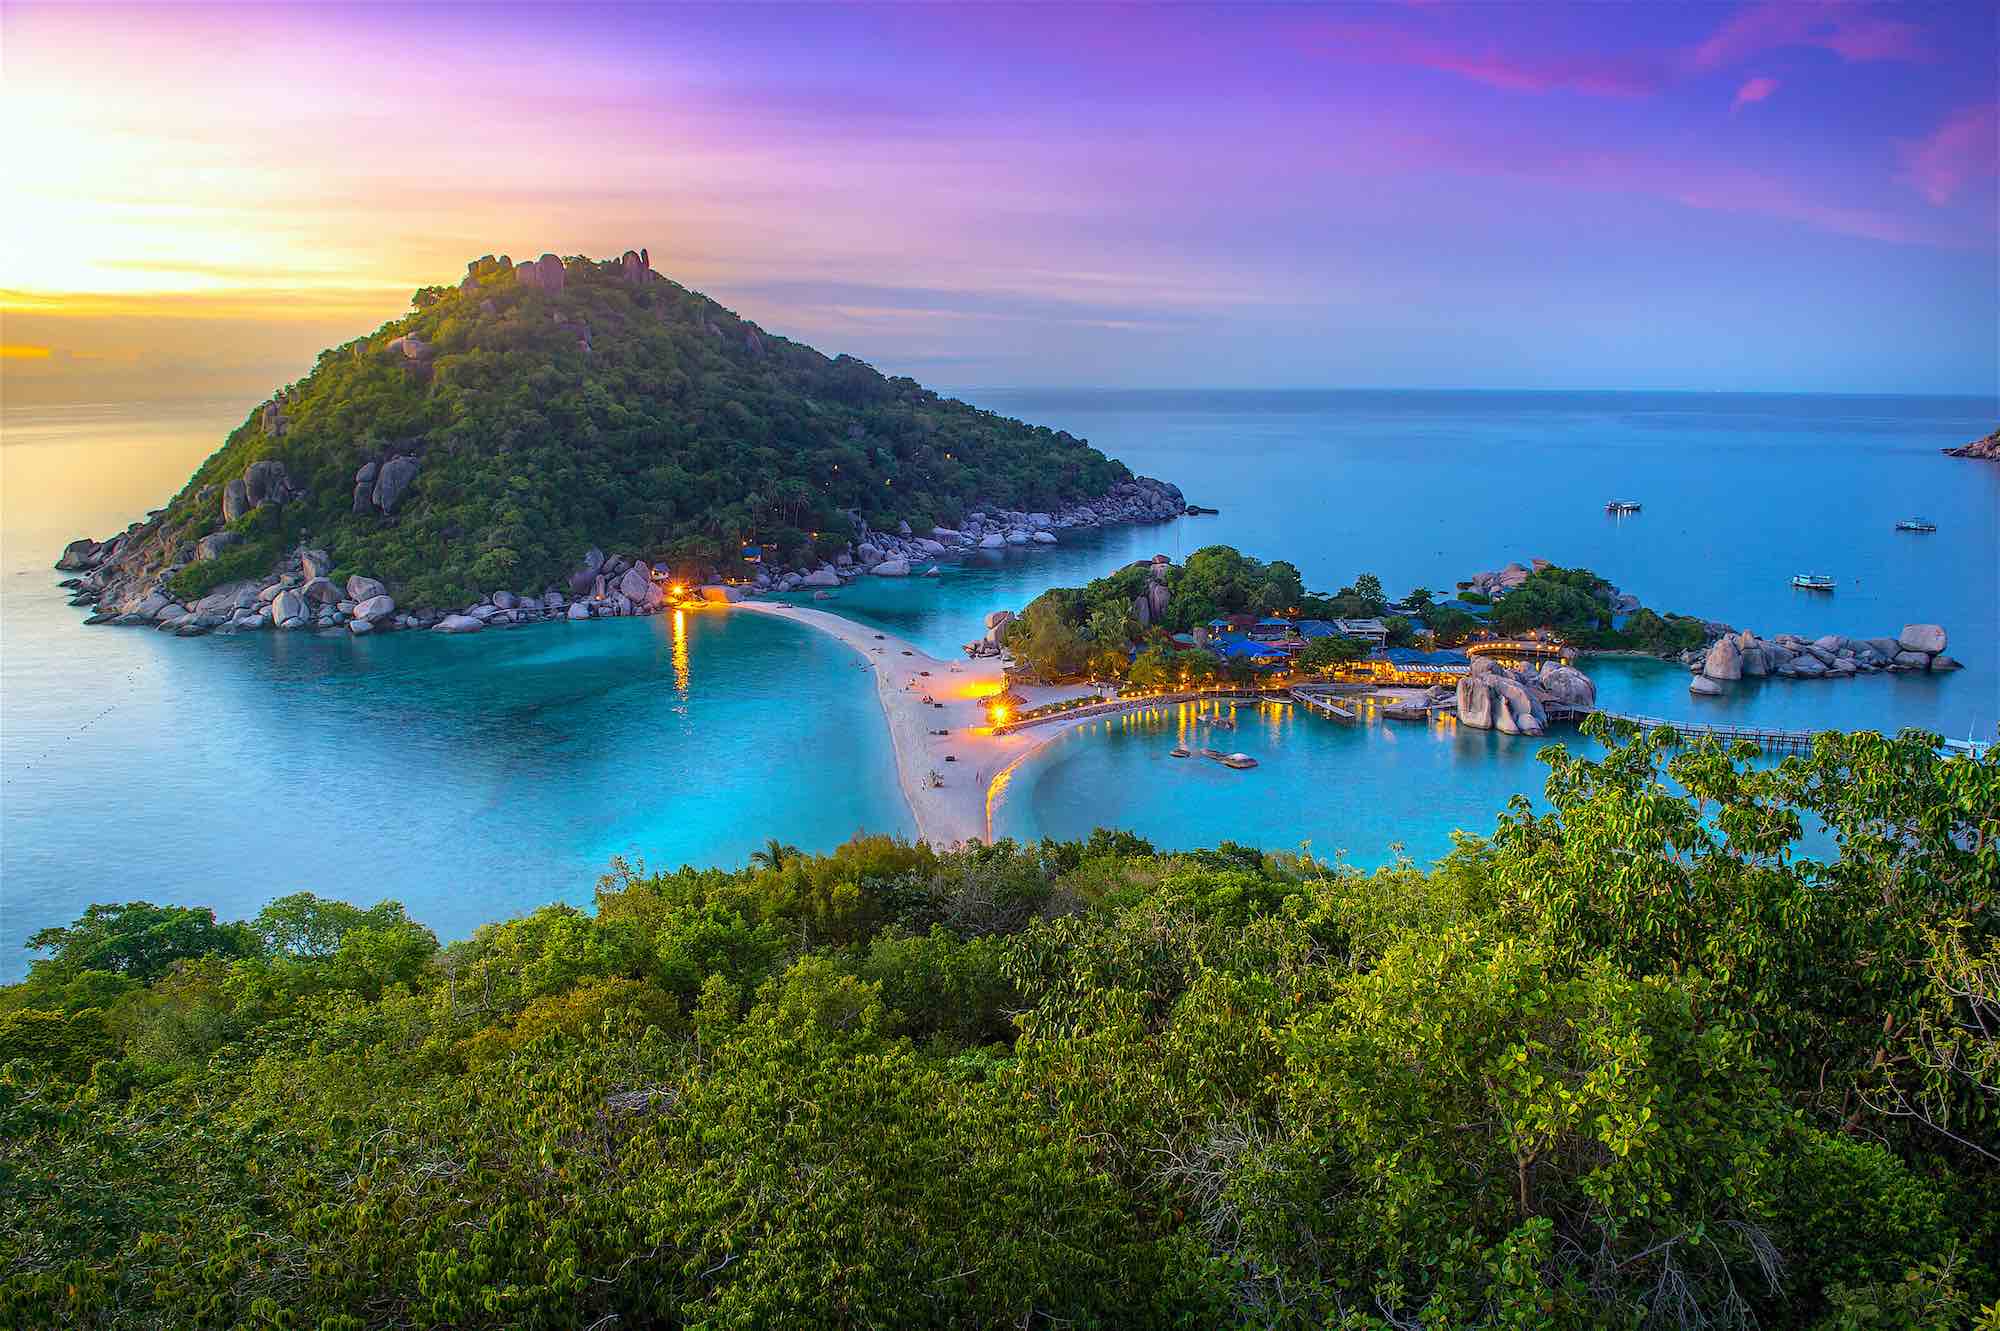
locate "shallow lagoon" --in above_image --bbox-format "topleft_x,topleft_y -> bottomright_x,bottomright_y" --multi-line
3,391 -> 1993,976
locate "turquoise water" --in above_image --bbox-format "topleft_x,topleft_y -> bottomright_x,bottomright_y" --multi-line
4,392 -> 1994,977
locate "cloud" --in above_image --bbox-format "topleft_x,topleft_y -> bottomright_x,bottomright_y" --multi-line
1692,1 -> 1928,71
1899,103 -> 2000,205
1305,22 -> 1667,97
1731,76 -> 1781,112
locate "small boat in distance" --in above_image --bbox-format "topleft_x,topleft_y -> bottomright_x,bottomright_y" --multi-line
1169,744 -> 1191,758
1790,573 -> 1836,591
1895,519 -> 1938,533
1605,500 -> 1642,515
1221,752 -> 1259,769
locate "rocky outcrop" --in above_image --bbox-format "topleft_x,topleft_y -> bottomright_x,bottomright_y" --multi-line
368,456 -> 419,514
1684,623 -> 1954,686
243,459 -> 296,508
346,575 -> 387,601
1536,663 -> 1597,709
434,614 -> 485,633
516,253 -> 566,294
1944,426 -> 1999,460
870,559 -> 911,577
1456,659 -> 1557,736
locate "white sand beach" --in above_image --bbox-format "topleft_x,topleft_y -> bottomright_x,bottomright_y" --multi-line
729,601 -> 1108,844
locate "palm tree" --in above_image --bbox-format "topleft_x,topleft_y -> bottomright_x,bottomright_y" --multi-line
749,838 -> 800,871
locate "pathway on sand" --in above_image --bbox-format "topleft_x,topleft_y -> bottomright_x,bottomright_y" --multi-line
727,601 -> 1108,845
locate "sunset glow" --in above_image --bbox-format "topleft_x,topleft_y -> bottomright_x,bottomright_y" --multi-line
2,0 -> 1993,403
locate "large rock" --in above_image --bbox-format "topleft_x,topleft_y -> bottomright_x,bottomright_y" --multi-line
870,559 -> 911,577
516,252 -> 566,294
56,538 -> 103,571
1457,666 -> 1548,735
1032,531 -> 1057,544
300,549 -> 334,579
1897,624 -> 1946,654
978,533 -> 1007,549
568,602 -> 591,620
302,576 -> 341,604
856,542 -> 882,566
371,455 -> 419,513
1892,650 -> 1933,669
618,564 -> 662,609
698,584 -> 743,604
243,459 -> 293,508
1929,655 -> 1962,671
1536,663 -> 1597,709
352,594 -> 396,623
434,614 -> 485,633
1689,675 -> 1724,696
193,531 -> 243,562
1703,636 -> 1743,681
270,589 -> 306,626
345,575 -> 386,602
800,568 -> 841,588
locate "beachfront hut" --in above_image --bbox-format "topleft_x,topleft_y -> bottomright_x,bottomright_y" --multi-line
1250,618 -> 1294,642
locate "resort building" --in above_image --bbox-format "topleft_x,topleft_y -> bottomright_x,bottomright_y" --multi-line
1331,617 -> 1389,645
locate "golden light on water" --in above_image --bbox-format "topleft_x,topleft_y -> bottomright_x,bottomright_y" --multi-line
671,609 -> 690,695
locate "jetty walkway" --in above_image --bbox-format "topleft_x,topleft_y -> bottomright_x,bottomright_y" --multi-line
1568,708 -> 1819,755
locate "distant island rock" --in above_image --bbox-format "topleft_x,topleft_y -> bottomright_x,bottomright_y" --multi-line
54,248 -> 1184,634
1943,425 -> 1999,460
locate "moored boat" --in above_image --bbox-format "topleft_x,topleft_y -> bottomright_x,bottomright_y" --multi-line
1790,573 -> 1836,591
1605,499 -> 1642,515
1221,752 -> 1259,769
1169,744 -> 1191,758
1895,519 -> 1937,533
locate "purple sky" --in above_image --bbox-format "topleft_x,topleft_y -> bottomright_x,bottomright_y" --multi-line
4,1 -> 1995,398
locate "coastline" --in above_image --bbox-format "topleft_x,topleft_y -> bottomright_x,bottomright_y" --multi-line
727,601 -> 1104,845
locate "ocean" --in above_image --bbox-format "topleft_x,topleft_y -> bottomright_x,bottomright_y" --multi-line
3,390 -> 1993,977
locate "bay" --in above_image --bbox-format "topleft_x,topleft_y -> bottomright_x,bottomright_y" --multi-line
3,391 -> 1992,979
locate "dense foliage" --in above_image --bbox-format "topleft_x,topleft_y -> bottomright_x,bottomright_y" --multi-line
1489,565 -> 1708,653
4,728 -> 1995,1328
154,254 -> 1132,606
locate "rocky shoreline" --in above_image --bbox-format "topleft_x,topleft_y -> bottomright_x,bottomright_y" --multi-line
1943,426 -> 1999,460
1682,625 -> 1960,695
52,476 -> 1187,639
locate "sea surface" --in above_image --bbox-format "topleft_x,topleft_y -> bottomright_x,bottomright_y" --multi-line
4,391 -> 1994,977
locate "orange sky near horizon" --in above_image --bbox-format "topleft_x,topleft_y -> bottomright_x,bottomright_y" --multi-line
3,0 -> 1994,408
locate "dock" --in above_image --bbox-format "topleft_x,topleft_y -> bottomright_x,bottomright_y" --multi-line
1575,709 -> 1819,756
1288,686 -> 1358,721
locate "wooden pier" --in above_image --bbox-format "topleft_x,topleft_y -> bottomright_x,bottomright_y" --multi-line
1465,639 -> 1571,660
1288,687 -> 1358,721
1577,709 -> 1819,755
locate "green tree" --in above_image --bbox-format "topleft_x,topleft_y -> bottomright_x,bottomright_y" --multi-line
25,902 -> 257,982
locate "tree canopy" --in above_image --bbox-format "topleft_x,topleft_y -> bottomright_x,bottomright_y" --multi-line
4,731 -> 1996,1328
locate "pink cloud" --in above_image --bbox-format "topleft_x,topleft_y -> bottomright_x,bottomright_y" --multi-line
1692,1 -> 1928,71
1307,22 -> 1667,97
1899,103 -> 1999,205
1731,75 -> 1781,111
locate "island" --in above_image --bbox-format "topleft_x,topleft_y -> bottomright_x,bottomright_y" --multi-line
53,248 -> 1184,635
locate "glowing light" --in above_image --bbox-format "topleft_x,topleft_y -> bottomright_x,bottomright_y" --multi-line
671,608 -> 690,695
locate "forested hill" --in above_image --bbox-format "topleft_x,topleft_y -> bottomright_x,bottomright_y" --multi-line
67,250 -> 1137,609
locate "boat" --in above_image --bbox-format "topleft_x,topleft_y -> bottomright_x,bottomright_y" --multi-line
1198,746 -> 1225,760
1790,574 -> 1836,591
1895,519 -> 1937,533
1202,715 -> 1236,730
1169,744 -> 1191,758
1221,752 -> 1259,769
1605,500 -> 1642,515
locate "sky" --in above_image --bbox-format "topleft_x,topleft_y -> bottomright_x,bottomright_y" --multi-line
1,0 -> 1995,404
